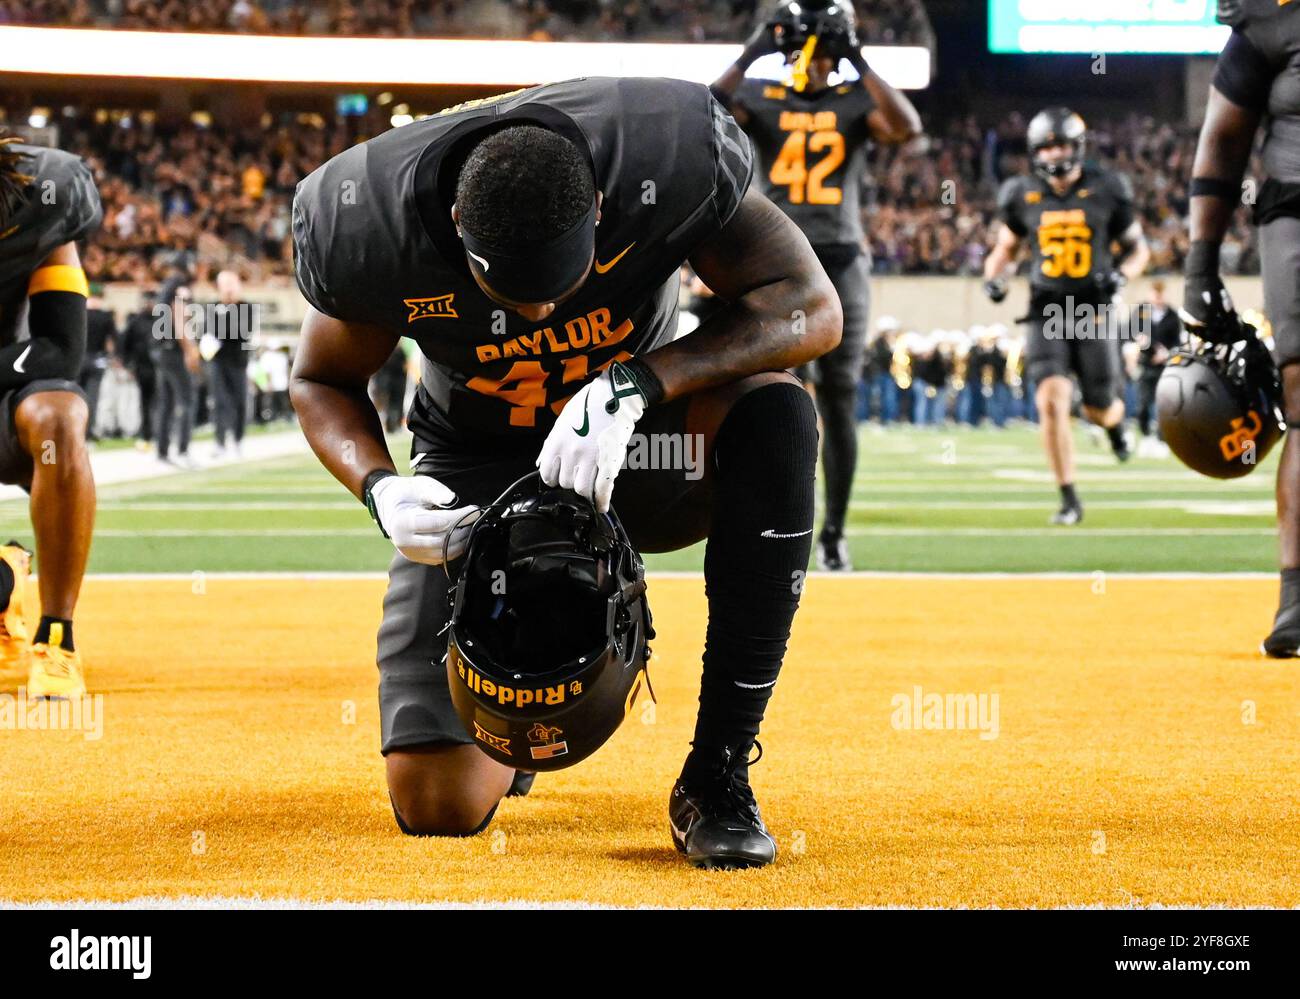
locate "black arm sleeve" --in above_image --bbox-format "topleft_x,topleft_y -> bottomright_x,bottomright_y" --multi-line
1108,172 -> 1138,241
996,178 -> 1028,237
708,83 -> 734,111
1213,29 -> 1275,111
707,94 -> 756,232
0,291 -> 87,391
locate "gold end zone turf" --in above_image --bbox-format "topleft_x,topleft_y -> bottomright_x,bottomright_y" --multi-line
0,576 -> 1296,907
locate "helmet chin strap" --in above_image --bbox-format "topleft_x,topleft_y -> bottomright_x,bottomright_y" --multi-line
790,33 -> 818,92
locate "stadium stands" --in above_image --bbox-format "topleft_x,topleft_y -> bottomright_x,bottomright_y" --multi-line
2,0 -> 934,45
0,104 -> 1253,287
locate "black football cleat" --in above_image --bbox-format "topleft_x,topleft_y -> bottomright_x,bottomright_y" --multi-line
816,530 -> 853,572
1112,434 -> 1133,463
1050,501 -> 1083,526
506,770 -> 535,798
1262,599 -> 1300,658
669,741 -> 776,870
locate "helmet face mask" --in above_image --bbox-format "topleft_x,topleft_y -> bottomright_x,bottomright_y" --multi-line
769,0 -> 857,90
1027,108 -> 1087,182
1157,332 -> 1286,479
446,473 -> 653,771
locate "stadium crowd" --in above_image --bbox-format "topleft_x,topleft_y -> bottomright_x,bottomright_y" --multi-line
867,112 -> 1255,277
8,103 -> 1253,290
0,0 -> 933,44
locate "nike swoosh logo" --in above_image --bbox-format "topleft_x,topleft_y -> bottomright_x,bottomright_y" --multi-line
13,345 -> 31,373
409,452 -> 427,470
467,249 -> 489,272
593,242 -> 635,275
760,528 -> 813,539
573,398 -> 590,437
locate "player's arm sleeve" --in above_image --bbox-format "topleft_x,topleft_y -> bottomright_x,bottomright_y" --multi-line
707,94 -> 756,232
1213,29 -> 1275,112
996,179 -> 1028,237
1107,172 -> 1138,240
291,182 -> 345,320
60,157 -> 103,244
722,78 -> 762,119
0,264 -> 88,390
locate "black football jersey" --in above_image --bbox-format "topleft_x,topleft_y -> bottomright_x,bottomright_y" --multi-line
996,165 -> 1135,296
0,144 -> 102,345
732,78 -> 874,247
1216,0 -> 1300,182
293,77 -> 754,438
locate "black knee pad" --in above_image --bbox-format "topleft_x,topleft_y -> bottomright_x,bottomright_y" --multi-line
389,794 -> 498,838
716,381 -> 819,474
711,381 -> 819,550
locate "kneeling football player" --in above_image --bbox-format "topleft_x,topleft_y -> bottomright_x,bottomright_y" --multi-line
290,79 -> 841,868
0,134 -> 101,698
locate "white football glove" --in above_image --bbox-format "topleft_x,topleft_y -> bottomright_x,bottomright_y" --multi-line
537,361 -> 647,513
368,474 -> 480,566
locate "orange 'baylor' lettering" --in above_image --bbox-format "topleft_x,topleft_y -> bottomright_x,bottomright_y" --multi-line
467,305 -> 635,427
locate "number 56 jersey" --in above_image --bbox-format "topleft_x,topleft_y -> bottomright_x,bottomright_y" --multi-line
997,165 -> 1136,299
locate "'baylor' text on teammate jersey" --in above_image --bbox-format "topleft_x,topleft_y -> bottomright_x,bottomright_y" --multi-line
997,165 -> 1135,297
0,144 -> 101,345
732,78 -> 874,247
293,77 -> 754,437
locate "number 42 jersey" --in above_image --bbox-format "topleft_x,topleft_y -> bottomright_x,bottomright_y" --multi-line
997,165 -> 1136,299
733,78 -> 875,248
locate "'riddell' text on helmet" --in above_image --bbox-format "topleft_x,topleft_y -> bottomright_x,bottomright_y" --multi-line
445,472 -> 654,772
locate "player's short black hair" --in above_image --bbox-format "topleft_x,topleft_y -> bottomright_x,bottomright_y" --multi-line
0,132 -> 33,229
455,125 -> 595,247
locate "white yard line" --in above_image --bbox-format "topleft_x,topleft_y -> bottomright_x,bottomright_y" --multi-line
0,896 -> 653,910
844,526 -> 1273,536
39,525 -> 1272,539
80,570 -> 1280,581
68,528 -> 376,537
0,502 -> 358,512
841,499 -> 1273,512
0,429 -> 313,504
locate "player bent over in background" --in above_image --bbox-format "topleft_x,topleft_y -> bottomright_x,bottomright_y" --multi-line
290,79 -> 840,867
0,136 -> 101,697
983,109 -> 1149,526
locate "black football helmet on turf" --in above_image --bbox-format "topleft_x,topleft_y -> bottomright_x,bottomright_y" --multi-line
1027,107 -> 1087,181
1156,329 -> 1285,479
445,472 -> 654,772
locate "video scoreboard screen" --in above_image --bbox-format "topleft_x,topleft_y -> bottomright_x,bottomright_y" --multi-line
989,1 -> 1232,54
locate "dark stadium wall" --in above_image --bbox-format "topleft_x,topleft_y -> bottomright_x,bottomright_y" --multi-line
918,0 -> 1188,126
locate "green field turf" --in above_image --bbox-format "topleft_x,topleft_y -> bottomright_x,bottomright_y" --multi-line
0,423 -> 1281,574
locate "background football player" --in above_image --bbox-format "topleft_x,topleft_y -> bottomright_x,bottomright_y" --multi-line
1182,0 -> 1300,656
710,0 -> 921,570
983,109 -> 1150,525
0,133 -> 101,698
290,79 -> 841,868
